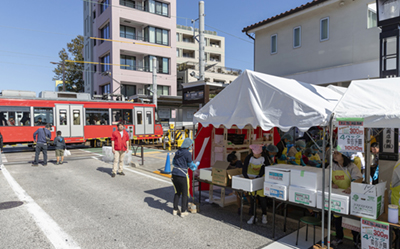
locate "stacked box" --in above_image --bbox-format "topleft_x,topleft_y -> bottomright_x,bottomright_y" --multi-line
231,174 -> 264,192
199,168 -> 213,182
264,182 -> 287,200
288,185 -> 317,207
350,182 -> 386,219
317,188 -> 350,215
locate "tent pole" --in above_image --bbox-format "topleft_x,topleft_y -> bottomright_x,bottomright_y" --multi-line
321,126 -> 327,247
365,128 -> 371,184
327,114 -> 334,248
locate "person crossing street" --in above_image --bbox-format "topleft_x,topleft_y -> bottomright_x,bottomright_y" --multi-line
111,122 -> 130,178
32,124 -> 52,166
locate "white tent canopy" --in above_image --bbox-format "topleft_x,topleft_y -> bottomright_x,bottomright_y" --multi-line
333,78 -> 400,128
327,85 -> 347,95
193,70 -> 342,132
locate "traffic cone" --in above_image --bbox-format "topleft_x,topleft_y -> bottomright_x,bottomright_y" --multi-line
162,153 -> 172,174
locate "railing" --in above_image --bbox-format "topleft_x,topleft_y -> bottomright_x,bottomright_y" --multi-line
176,24 -> 217,36
120,1 -> 169,17
177,62 -> 242,76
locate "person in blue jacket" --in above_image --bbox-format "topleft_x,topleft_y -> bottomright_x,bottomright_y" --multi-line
171,138 -> 199,217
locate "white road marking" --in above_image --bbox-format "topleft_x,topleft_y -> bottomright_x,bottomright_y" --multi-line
1,165 -> 80,249
79,149 -> 103,157
1,152 -> 8,163
91,156 -> 172,184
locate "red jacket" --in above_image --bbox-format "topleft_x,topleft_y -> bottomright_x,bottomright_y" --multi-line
111,130 -> 130,151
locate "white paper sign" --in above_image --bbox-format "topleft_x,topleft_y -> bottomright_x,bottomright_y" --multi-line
361,218 -> 389,249
382,128 -> 395,153
337,119 -> 364,153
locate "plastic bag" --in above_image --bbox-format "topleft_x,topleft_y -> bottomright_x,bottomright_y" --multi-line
102,146 -> 114,162
64,150 -> 71,157
123,150 -> 133,166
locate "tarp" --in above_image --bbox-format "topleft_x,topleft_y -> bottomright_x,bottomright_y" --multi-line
327,85 -> 347,95
333,78 -> 400,128
193,70 -> 342,132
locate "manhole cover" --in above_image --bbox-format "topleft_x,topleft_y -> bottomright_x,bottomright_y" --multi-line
0,201 -> 24,210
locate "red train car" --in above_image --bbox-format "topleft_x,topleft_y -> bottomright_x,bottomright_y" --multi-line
0,91 -> 163,146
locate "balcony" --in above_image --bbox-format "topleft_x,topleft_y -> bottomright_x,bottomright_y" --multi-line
177,62 -> 242,76
119,0 -> 169,18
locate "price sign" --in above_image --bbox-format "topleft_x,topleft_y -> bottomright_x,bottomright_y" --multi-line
337,118 -> 364,153
361,218 -> 390,249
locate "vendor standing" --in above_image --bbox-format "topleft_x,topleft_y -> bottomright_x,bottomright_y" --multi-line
276,134 -> 293,164
370,142 -> 379,185
288,140 -> 306,166
264,144 -> 278,166
171,138 -> 199,218
243,144 -> 268,225
331,150 -> 363,247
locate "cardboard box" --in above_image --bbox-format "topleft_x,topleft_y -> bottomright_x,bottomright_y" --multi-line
264,182 -> 288,200
264,167 -> 290,186
350,182 -> 386,220
211,161 -> 242,186
231,174 -> 264,192
317,188 -> 350,215
290,166 -> 329,191
199,168 -> 212,182
289,185 -> 317,207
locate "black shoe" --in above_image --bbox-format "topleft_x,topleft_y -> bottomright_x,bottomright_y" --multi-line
111,173 -> 116,178
32,164 -> 38,167
118,172 -> 125,176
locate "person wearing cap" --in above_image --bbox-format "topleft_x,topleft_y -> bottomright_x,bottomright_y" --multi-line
370,142 -> 380,185
303,148 -> 321,167
171,138 -> 199,218
264,144 -> 278,166
32,124 -> 52,166
276,133 -> 293,164
288,140 -> 306,166
331,150 -> 363,247
310,145 -> 322,163
242,144 -> 268,225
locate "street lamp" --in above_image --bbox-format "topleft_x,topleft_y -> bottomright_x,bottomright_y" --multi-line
50,61 -> 66,92
376,0 -> 400,77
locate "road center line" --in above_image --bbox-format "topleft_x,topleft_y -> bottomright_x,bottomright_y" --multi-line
1,165 -> 80,249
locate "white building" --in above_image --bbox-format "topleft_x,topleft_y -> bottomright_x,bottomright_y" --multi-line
242,0 -> 381,86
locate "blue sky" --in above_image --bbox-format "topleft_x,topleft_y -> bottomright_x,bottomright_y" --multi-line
0,0 -> 311,94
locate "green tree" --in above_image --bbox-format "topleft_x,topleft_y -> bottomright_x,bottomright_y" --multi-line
52,35 -> 84,92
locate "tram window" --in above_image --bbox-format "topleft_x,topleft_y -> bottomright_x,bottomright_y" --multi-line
137,111 -> 143,125
73,110 -> 80,125
34,108 -> 53,126
146,111 -> 152,125
112,109 -> 133,125
0,107 -> 30,126
59,110 -> 67,126
85,109 -> 109,125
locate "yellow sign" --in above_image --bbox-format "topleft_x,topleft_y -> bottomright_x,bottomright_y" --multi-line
169,124 -> 175,129
55,80 -> 63,86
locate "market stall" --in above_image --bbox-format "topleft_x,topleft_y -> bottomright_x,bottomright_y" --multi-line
192,70 -> 342,244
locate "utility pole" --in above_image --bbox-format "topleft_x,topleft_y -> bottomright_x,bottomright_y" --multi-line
199,1 -> 205,81
62,60 -> 66,92
152,57 -> 157,108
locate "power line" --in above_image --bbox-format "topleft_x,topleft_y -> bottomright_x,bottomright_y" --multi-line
205,24 -> 253,44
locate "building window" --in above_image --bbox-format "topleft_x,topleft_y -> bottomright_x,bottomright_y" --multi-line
146,85 -> 169,95
100,84 -> 111,94
121,85 -> 137,97
120,55 -> 136,70
367,3 -> 377,29
146,0 -> 168,16
120,25 -> 136,39
120,0 -> 135,8
176,33 -> 180,42
112,109 -> 133,125
293,26 -> 301,48
100,0 -> 109,14
271,34 -> 277,54
93,11 -> 96,19
144,27 -> 169,45
101,54 -> 110,72
33,108 -> 53,126
145,56 -> 169,73
176,48 -> 179,57
86,109 -> 109,125
320,17 -> 329,41
101,23 -> 110,43
0,107 -> 31,126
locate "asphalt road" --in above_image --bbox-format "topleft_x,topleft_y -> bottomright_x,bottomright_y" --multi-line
0,156 -> 283,249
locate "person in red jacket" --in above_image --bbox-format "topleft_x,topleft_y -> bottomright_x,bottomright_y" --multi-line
111,122 -> 130,178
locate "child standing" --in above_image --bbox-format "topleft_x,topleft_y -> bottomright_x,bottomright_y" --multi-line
53,131 -> 66,165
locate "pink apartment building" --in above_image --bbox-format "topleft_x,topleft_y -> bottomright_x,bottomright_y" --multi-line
83,0 -> 177,98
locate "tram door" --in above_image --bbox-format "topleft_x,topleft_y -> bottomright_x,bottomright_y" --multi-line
134,107 -> 154,135
55,104 -> 84,137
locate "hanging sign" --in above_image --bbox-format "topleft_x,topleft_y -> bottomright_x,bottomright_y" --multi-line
337,118 -> 364,153
361,218 -> 390,249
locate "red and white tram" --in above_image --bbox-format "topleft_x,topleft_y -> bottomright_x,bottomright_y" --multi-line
0,91 -> 163,146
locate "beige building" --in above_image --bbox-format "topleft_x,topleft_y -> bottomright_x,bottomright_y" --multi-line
176,25 -> 240,92
242,0 -> 381,86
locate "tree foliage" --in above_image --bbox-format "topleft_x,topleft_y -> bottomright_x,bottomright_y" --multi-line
52,35 -> 84,92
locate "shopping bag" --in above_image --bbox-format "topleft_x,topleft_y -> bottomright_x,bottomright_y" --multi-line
102,146 -> 114,162
64,150 -> 71,157
123,150 -> 133,166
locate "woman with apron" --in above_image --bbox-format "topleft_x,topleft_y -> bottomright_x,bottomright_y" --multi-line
171,138 -> 199,217
243,144 -> 268,224
276,134 -> 293,164
331,150 -> 363,248
288,140 -> 306,166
